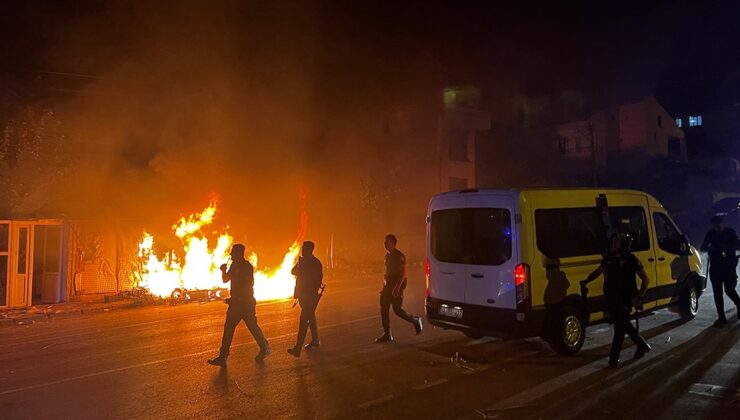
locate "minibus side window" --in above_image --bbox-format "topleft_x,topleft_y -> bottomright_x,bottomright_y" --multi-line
609,206 -> 650,252
535,208 -> 605,258
653,213 -> 684,255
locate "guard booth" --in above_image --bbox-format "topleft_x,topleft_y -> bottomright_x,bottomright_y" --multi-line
0,220 -> 68,308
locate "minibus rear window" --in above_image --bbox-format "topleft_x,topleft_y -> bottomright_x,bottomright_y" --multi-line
431,208 -> 512,266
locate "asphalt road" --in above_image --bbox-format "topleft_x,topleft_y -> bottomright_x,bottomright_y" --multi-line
0,267 -> 738,419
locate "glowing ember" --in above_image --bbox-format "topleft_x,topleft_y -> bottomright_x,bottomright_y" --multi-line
137,201 -> 303,301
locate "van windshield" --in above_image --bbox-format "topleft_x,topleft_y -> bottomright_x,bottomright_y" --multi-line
431,208 -> 512,266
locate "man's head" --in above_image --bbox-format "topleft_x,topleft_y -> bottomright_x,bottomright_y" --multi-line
230,243 -> 246,259
301,241 -> 315,257
711,215 -> 724,231
384,234 -> 397,252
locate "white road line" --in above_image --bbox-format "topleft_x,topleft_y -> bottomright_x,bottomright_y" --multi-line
412,378 -> 448,390
0,315 -> 379,396
0,283 -> 382,349
473,317 -> 709,415
357,394 -> 395,410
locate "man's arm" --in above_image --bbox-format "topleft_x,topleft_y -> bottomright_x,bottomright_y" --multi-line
220,264 -> 230,283
581,266 -> 603,286
700,232 -> 711,252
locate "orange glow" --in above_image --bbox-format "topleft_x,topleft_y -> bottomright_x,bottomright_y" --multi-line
137,201 -> 304,301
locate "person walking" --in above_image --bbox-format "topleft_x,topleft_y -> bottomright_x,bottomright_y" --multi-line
375,234 -> 423,343
287,241 -> 324,357
208,244 -> 271,366
581,232 -> 651,368
700,215 -> 740,327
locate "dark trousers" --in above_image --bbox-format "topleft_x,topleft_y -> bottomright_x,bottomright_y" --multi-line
295,295 -> 320,348
710,268 -> 740,320
380,289 -> 415,334
609,306 -> 648,362
219,300 -> 268,357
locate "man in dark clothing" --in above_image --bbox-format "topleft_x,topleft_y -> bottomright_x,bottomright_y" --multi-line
581,232 -> 651,368
375,234 -> 423,343
208,244 -> 271,366
700,215 -> 740,327
287,241 -> 324,357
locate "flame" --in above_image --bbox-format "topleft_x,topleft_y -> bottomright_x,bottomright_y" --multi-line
137,201 -> 304,301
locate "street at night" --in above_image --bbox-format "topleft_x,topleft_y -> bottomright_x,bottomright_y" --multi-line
1,268 -> 737,419
3,2 -> 740,419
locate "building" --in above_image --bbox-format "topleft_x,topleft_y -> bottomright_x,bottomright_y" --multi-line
554,96 -> 686,171
0,218 -> 141,308
439,87 -> 491,190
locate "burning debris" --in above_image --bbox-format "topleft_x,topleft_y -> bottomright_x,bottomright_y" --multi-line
133,200 -> 306,302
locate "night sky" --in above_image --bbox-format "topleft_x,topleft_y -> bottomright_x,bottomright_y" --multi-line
2,1 -> 740,111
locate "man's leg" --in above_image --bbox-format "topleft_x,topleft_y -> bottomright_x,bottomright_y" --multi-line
219,306 -> 241,357
376,291 -> 393,342
242,303 -> 270,361
609,310 -> 627,366
723,275 -> 740,308
306,298 -> 319,344
624,313 -> 650,357
391,296 -> 423,334
294,301 -> 311,349
391,296 -> 415,324
710,273 -> 727,322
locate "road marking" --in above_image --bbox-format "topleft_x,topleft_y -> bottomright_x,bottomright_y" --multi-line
358,394 -> 395,410
0,282 -> 381,347
412,378 -> 448,390
0,315 -> 380,396
688,383 -> 736,399
471,315 -> 709,417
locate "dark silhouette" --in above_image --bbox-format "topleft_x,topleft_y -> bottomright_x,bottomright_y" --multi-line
700,215 -> 740,327
581,232 -> 651,368
375,234 -> 423,343
208,244 -> 271,367
287,241 -> 324,357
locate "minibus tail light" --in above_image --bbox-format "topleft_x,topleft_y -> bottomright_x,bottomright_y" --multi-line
425,258 -> 431,298
514,263 -> 531,311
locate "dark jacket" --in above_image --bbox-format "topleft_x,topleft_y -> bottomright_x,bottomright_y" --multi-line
292,255 -> 323,300
701,228 -> 739,269
383,249 -> 407,293
226,258 -> 255,304
601,251 -> 642,309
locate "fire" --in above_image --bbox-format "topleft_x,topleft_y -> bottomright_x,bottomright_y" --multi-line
137,201 -> 303,301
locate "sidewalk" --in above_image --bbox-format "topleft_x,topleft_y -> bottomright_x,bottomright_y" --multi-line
0,298 -> 135,328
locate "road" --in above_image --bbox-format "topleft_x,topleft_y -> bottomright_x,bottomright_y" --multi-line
0,267 -> 738,419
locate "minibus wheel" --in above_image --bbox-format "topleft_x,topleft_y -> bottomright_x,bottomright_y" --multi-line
548,305 -> 586,355
679,282 -> 699,320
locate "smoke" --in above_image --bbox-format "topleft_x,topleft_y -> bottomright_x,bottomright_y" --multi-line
1,1 -> 451,264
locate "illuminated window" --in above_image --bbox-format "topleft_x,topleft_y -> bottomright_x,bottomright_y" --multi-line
675,118 -> 682,128
688,115 -> 702,127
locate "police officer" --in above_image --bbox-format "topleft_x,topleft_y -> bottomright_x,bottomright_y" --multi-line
208,244 -> 271,366
700,215 -> 740,327
375,234 -> 423,343
581,232 -> 651,368
287,241 -> 324,357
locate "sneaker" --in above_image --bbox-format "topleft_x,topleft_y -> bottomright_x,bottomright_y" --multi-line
207,355 -> 227,367
304,341 -> 321,350
287,347 -> 301,358
413,316 -> 423,335
713,319 -> 728,328
255,345 -> 272,362
374,333 -> 394,343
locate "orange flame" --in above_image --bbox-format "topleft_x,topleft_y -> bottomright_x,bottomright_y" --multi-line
137,198 -> 307,301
